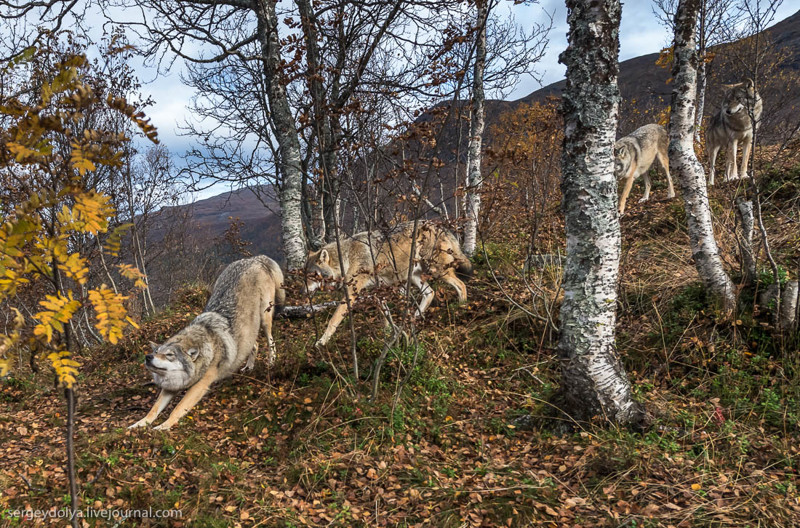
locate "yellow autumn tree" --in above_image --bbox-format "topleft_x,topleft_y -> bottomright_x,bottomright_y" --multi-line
0,42 -> 157,524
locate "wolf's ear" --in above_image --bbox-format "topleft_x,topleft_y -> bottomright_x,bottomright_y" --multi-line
319,249 -> 330,266
616,144 -> 627,157
744,78 -> 755,92
186,348 -> 200,361
149,341 -> 160,353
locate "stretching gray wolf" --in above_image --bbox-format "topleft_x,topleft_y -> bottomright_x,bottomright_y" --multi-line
614,123 -> 675,215
304,221 -> 472,347
129,256 -> 285,430
706,78 -> 763,185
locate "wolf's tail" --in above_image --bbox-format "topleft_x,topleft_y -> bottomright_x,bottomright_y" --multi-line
274,285 -> 286,315
256,255 -> 286,314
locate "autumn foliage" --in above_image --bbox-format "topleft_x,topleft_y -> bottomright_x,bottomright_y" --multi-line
485,99 -> 564,255
0,46 -> 156,387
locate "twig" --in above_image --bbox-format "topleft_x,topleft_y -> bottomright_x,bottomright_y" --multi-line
86,462 -> 108,486
15,469 -> 46,492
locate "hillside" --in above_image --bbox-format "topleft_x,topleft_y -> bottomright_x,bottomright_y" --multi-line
2,164 -> 799,526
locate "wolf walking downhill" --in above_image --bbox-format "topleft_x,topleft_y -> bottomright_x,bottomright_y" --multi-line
614,123 -> 675,215
304,221 -> 472,348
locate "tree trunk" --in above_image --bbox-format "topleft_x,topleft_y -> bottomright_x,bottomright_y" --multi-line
557,0 -> 646,427
297,0 -> 340,243
694,2 -> 707,140
735,198 -> 756,285
695,58 -> 707,139
256,0 -> 307,271
462,0 -> 488,257
669,0 -> 736,316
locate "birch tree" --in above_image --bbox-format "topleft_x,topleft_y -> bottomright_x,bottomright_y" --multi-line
255,0 -> 306,270
669,0 -> 736,316
110,0 -> 307,270
462,0 -> 490,257
653,0 -> 739,136
557,0 -> 646,427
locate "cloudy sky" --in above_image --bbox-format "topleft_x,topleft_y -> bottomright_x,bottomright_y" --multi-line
129,2 -> 797,199
509,1 -> 798,99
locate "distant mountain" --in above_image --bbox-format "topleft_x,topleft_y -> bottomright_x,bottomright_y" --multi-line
152,185 -> 284,263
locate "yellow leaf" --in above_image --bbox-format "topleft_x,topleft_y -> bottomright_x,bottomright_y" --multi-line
105,224 -> 133,257
70,143 -> 96,176
89,285 -> 133,344
691,483 -> 701,491
33,293 -> 80,343
48,350 -> 80,389
71,191 -> 114,235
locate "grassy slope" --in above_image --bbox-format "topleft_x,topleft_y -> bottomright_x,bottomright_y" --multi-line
1,168 -> 800,528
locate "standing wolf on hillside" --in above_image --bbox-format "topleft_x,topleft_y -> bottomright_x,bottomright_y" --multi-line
304,221 -> 472,347
706,78 -> 763,185
129,256 -> 285,430
614,123 -> 675,215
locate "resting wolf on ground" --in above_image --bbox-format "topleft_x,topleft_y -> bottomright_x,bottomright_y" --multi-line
129,256 -> 285,430
614,123 -> 675,215
706,78 -> 763,186
304,221 -> 472,347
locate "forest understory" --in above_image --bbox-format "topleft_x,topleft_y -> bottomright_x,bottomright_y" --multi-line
2,163 -> 799,528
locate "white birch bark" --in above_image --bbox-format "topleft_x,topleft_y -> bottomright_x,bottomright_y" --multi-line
694,4 -> 707,140
256,0 -> 307,271
695,58 -> 707,140
669,0 -> 736,315
735,198 -> 756,285
557,0 -> 645,427
462,0 -> 488,258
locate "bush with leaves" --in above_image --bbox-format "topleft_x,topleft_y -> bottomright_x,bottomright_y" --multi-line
0,44 -> 157,526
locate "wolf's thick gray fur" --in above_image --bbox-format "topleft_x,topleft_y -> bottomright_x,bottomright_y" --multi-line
129,255 -> 285,430
614,123 -> 675,214
706,79 -> 763,185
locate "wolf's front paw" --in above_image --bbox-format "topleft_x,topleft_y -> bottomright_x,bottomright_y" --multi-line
128,419 -> 150,429
240,357 -> 255,373
153,422 -> 173,431
314,338 -> 327,349
638,196 -> 650,203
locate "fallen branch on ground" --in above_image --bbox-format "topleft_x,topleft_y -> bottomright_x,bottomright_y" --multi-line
278,301 -> 340,319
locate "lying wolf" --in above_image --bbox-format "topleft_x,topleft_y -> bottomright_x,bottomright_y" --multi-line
129,256 -> 285,430
304,221 -> 472,347
614,123 -> 675,215
707,78 -> 763,185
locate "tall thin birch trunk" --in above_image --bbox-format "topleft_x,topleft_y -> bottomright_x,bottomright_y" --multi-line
297,0 -> 340,243
557,0 -> 646,427
695,59 -> 707,138
462,0 -> 488,257
694,1 -> 707,139
257,0 -> 306,270
669,0 -> 736,316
